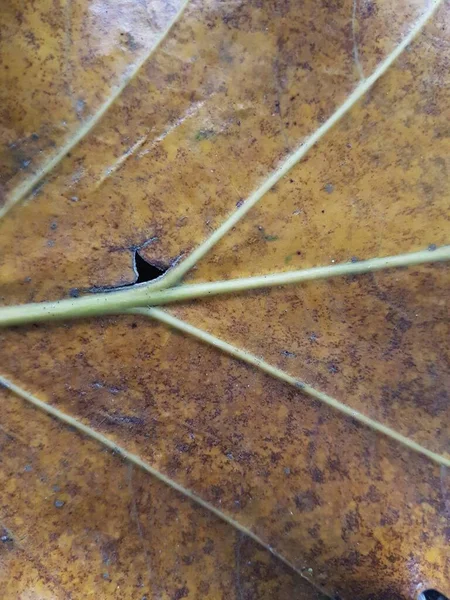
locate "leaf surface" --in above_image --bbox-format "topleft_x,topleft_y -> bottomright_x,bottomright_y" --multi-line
0,386 -> 322,599
0,0 -> 449,598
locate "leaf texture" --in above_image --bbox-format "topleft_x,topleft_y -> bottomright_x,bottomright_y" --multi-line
0,386 -> 323,599
0,0 -> 449,598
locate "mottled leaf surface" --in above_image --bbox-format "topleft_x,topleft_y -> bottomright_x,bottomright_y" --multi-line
0,0 -> 449,598
0,387 -> 322,599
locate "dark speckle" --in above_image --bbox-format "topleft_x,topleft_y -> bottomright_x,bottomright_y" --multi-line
109,413 -> 144,426
365,485 -> 382,504
342,510 -> 361,541
76,99 -> 86,117
360,0 -> 378,18
173,586 -> 189,600
380,507 -> 400,526
236,199 -> 244,208
176,442 -> 190,453
397,317 -> 412,333
294,490 -> 321,512
257,226 -> 279,242
195,129 -> 215,141
1,534 -> 13,543
50,222 -> 57,230
350,256 -> 359,263
182,554 -> 194,565
428,243 -> 437,251
127,32 -> 139,51
69,288 -> 79,298
311,467 -> 324,483
281,350 -> 297,358
327,362 -> 339,374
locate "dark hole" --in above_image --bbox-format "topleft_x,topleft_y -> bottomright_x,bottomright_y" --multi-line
135,251 -> 166,284
419,591 -> 449,600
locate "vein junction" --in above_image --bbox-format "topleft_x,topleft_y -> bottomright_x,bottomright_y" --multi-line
133,307 -> 450,469
0,246 -> 448,326
0,0 -> 448,498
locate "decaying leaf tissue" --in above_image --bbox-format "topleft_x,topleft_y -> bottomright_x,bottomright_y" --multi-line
0,0 -> 448,598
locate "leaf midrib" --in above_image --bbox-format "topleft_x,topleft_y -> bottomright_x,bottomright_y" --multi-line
0,0 -> 446,590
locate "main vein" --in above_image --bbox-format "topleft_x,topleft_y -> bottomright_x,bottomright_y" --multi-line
0,246 -> 448,326
140,246 -> 450,304
0,0 -> 190,220
133,307 -> 450,469
0,2 -> 446,584
0,373 -> 324,594
158,0 -> 443,288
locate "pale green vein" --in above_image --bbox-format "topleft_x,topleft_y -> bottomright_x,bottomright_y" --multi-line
131,307 -> 450,469
159,0 -> 444,288
138,246 -> 450,305
0,0 -> 190,220
0,245 -> 448,327
0,373 -> 323,594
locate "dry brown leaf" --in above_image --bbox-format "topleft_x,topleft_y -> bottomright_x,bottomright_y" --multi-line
0,0 -> 449,598
0,386 -> 322,599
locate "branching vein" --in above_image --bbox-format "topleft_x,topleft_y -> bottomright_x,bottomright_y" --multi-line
0,1 -> 447,568
0,246 -> 448,326
133,307 -> 450,469
159,0 -> 443,287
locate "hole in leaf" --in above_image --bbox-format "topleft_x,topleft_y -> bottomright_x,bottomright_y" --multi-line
89,244 -> 167,294
134,251 -> 166,284
419,591 -> 449,600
